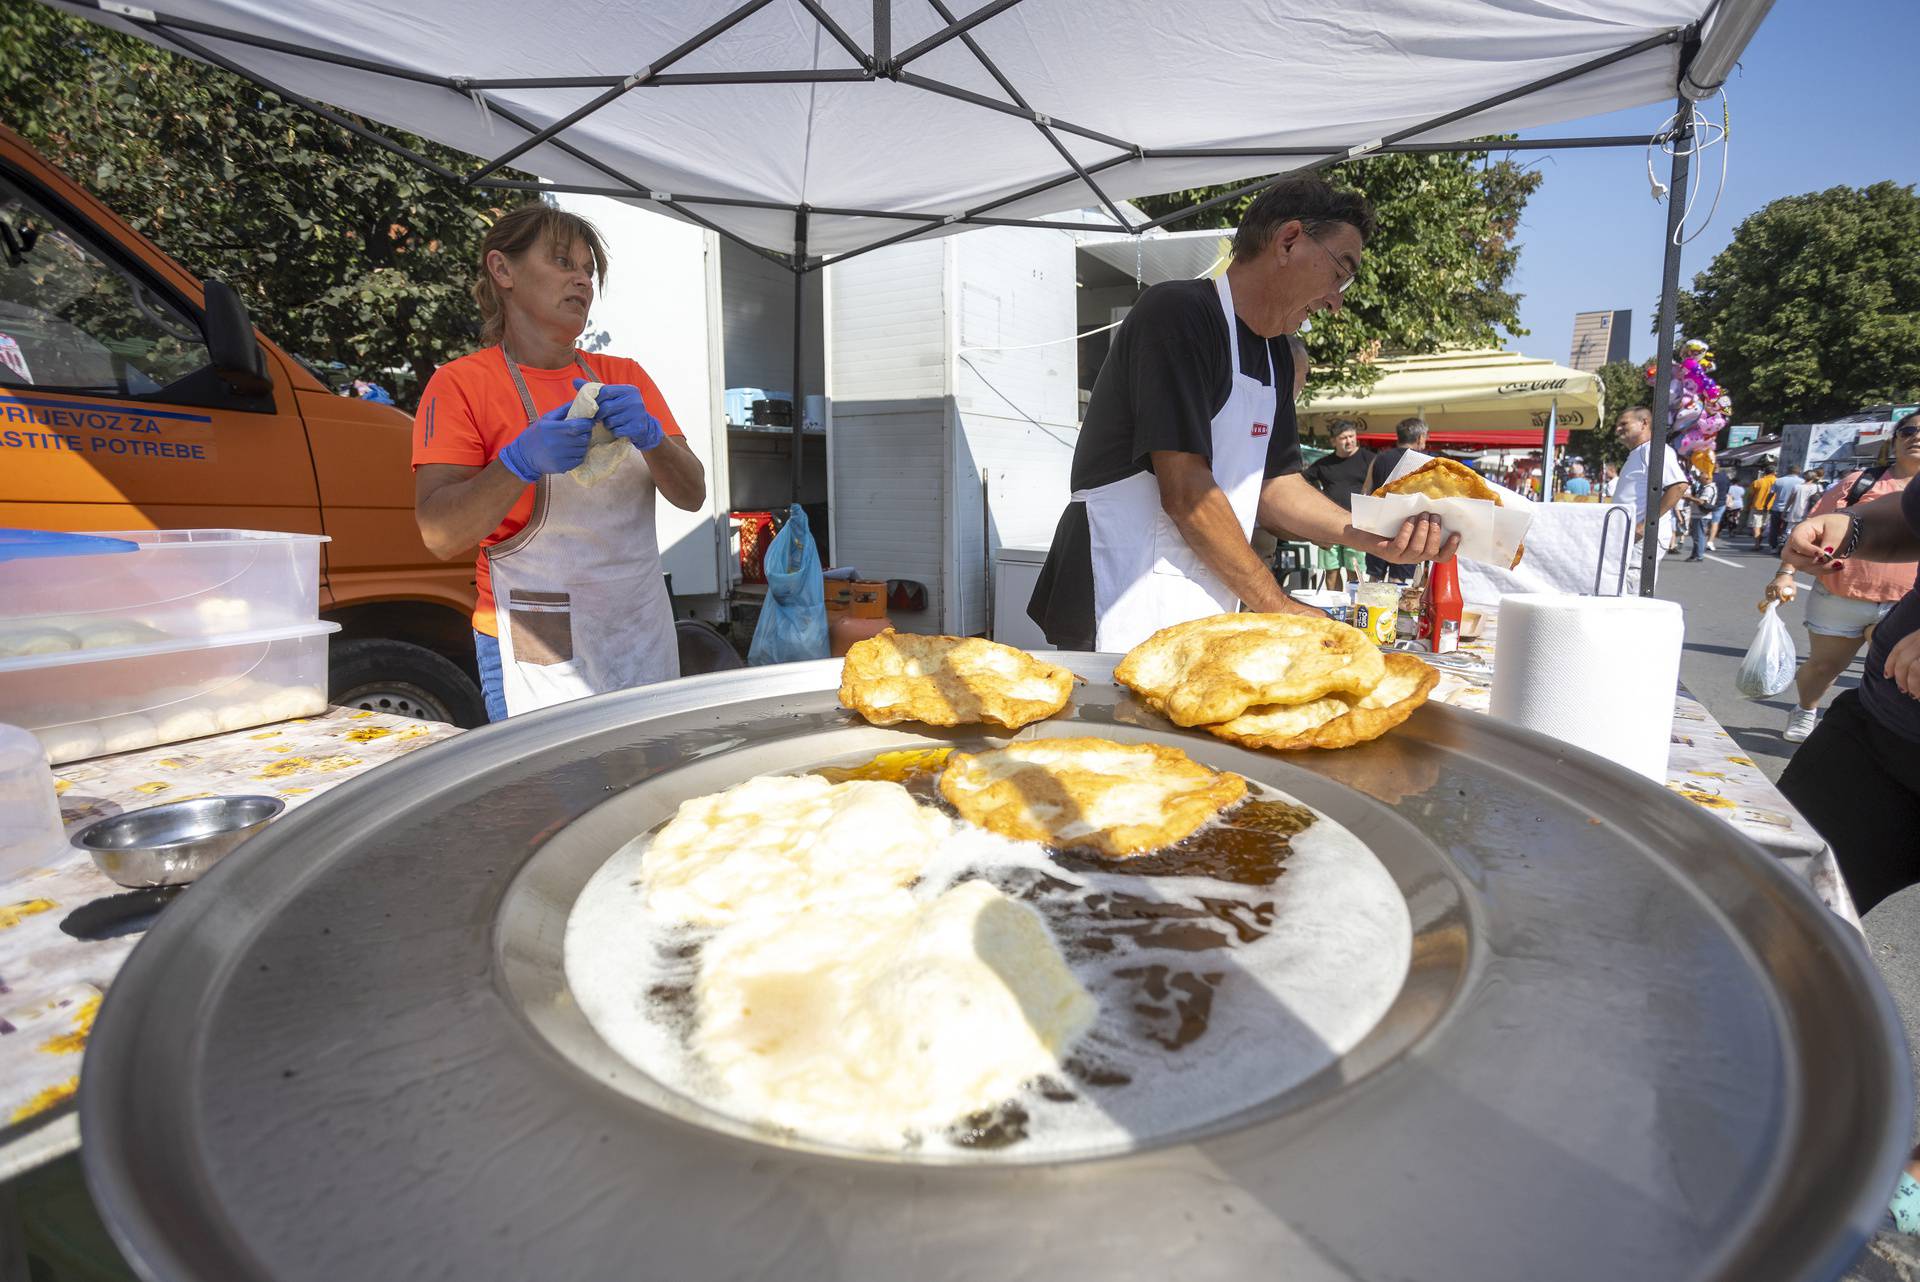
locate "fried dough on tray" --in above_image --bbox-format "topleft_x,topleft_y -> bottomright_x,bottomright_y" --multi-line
1207,652 -> 1440,751
840,630 -> 1074,730
939,737 -> 1245,856
1113,613 -> 1385,728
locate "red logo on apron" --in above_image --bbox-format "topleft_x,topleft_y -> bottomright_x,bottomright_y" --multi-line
1251,421 -> 1270,437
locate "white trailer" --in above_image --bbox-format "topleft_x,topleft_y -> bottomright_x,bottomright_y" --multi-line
560,192 -> 1224,644
551,194 -> 824,627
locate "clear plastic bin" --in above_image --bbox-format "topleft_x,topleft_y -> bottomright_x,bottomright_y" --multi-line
0,722 -> 68,880
0,529 -> 326,652
0,622 -> 340,764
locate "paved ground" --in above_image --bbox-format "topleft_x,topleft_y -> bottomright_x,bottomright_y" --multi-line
1653,532 -> 1920,1280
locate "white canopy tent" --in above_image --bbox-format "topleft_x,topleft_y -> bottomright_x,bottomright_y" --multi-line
47,0 -> 1775,591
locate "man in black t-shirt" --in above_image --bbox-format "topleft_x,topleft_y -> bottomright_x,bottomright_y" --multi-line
1301,419 -> 1372,588
1303,420 -> 1374,510
1027,176 -> 1455,652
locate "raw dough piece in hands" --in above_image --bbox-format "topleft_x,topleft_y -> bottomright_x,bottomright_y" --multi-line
564,381 -> 628,485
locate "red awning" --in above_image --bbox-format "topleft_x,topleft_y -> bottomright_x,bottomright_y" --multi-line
1358,427 -> 1569,449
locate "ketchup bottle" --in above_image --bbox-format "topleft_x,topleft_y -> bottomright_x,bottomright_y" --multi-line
1422,557 -> 1462,654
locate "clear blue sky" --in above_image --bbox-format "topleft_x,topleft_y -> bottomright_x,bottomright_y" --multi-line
1502,0 -> 1920,372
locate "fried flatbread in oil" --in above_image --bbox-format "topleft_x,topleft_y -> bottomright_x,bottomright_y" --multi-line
1207,653 -> 1439,751
939,737 -> 1246,856
839,630 -> 1074,730
1114,613 -> 1386,728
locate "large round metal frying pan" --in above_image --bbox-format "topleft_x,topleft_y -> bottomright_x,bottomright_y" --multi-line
79,655 -> 1909,1282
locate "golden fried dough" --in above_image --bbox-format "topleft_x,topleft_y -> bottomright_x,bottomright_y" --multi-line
1372,456 -> 1502,504
839,630 -> 1074,729
1208,653 -> 1439,751
1114,613 -> 1386,728
939,737 -> 1246,856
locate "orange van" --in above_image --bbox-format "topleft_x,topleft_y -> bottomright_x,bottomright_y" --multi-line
0,123 -> 486,724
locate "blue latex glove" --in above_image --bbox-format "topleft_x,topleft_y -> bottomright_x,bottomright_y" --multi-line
582,379 -> 665,452
497,401 -> 595,482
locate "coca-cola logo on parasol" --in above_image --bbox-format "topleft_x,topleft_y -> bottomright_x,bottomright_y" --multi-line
1496,378 -> 1570,395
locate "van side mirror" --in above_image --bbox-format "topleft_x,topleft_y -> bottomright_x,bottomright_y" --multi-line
202,279 -> 272,397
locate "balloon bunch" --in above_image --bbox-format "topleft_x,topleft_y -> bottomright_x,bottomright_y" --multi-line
1645,338 -> 1732,460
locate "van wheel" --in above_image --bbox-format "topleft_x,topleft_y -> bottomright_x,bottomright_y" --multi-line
329,638 -> 486,728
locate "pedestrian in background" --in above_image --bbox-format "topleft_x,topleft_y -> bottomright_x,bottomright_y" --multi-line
1766,467 -> 1808,551
1777,448 -> 1920,913
1563,461 -> 1592,496
1764,414 -> 1920,742
1682,463 -> 1715,561
1301,417 -> 1372,589
1708,461 -> 1735,550
1724,477 -> 1746,538
1748,464 -> 1777,543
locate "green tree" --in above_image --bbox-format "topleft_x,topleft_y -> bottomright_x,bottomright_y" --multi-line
1134,151 -> 1543,399
0,4 -> 522,406
1569,358 -> 1649,470
1677,183 -> 1920,426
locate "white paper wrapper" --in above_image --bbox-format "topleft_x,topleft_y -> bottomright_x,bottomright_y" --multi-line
1347,449 -> 1536,570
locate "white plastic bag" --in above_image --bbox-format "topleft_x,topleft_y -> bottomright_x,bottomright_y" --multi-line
1736,601 -> 1798,700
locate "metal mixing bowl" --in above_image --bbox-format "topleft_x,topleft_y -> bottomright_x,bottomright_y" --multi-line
73,795 -> 285,887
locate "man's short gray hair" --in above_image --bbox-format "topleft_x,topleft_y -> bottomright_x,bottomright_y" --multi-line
1231,175 -> 1378,263
1395,417 -> 1428,444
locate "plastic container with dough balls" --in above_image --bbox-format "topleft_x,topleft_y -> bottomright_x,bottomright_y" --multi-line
0,529 -> 327,651
0,621 -> 340,765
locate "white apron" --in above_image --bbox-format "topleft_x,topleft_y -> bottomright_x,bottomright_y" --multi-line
485,351 -> 679,715
1075,274 -> 1277,653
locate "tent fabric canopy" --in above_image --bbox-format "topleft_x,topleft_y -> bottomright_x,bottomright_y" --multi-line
50,0 -> 1769,262
1298,348 -> 1604,446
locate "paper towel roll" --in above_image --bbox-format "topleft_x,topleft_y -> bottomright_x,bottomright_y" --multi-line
1490,594 -> 1685,782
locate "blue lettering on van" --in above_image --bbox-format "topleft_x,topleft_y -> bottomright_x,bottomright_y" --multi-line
1,395 -> 216,462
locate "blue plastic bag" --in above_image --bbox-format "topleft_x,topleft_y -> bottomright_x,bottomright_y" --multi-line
747,505 -> 828,665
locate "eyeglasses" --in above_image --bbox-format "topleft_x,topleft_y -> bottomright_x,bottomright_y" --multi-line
1304,230 -> 1357,294
1897,423 -> 1920,439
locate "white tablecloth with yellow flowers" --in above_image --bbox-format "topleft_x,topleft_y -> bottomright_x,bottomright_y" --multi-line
1417,608 -> 1859,928
0,707 -> 461,1178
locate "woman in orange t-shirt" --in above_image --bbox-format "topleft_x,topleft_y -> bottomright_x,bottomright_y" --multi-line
412,203 -> 706,720
1761,413 -> 1920,743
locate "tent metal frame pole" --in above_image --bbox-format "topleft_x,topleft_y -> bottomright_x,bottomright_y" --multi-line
790,209 -> 810,505
887,0 -> 1029,71
78,1 -> 1705,274
925,0 -> 1133,232
794,0 -> 875,72
894,72 -> 1140,154
139,26 -> 466,183
1642,93 -> 1694,597
1147,134 -> 1671,158
463,0 -> 779,184
458,100 -> 804,272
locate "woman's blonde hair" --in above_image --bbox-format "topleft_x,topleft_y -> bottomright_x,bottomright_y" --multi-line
472,202 -> 609,346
